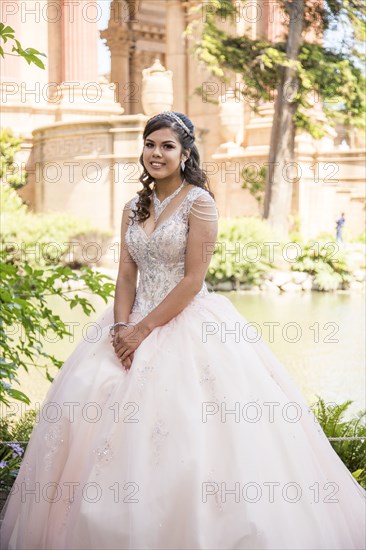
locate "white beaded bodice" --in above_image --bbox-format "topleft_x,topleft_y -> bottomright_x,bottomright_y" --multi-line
125,186 -> 218,319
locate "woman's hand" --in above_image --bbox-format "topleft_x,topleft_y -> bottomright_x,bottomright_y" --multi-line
111,324 -> 150,370
120,349 -> 134,370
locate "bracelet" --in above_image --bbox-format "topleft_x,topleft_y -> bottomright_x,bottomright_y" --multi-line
109,322 -> 134,336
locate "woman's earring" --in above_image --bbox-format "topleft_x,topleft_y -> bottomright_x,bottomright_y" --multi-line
181,157 -> 186,172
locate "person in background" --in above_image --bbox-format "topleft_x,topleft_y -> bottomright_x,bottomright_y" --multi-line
336,212 -> 346,243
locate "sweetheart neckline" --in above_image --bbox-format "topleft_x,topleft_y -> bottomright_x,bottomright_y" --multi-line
136,187 -> 200,240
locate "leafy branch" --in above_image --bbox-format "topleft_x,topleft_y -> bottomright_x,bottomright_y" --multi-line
0,23 -> 46,69
0,252 -> 115,406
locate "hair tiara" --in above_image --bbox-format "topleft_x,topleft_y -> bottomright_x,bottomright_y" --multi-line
151,111 -> 195,139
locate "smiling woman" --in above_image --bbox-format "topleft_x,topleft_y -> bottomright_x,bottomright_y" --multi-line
130,111 -> 211,230
0,112 -> 365,550
144,132 -> 181,174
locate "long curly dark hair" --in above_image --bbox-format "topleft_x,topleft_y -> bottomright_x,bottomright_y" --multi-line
130,112 -> 214,225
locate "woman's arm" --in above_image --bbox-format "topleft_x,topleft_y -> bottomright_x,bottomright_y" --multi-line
136,193 -> 218,336
113,202 -> 138,324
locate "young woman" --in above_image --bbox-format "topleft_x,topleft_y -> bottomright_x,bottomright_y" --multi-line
1,112 -> 365,549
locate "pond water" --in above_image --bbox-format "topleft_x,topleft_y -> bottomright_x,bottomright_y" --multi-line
10,291 -> 365,418
221,291 -> 365,416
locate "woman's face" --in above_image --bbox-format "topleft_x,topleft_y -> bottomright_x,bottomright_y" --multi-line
142,127 -> 184,181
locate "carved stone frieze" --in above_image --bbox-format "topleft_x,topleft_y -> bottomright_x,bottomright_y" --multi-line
41,134 -> 108,161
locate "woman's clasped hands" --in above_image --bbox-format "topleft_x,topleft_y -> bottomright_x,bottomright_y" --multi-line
111,323 -> 150,370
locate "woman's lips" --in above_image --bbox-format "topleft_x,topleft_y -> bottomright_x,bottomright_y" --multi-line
150,162 -> 165,169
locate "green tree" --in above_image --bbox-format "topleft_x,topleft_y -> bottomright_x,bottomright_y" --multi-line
188,0 -> 365,235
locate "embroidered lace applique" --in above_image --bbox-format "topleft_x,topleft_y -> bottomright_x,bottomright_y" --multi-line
151,419 -> 169,465
136,360 -> 155,394
44,424 -> 64,472
93,440 -> 114,476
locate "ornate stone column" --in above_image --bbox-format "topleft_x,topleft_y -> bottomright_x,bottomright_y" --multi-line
61,0 -> 99,82
109,37 -> 132,113
48,0 -> 63,85
125,0 -> 141,21
49,0 -> 123,120
166,0 -> 187,113
101,0 -> 132,113
102,0 -> 167,115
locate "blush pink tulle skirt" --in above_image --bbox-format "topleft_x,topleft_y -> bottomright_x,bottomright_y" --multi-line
1,293 -> 365,549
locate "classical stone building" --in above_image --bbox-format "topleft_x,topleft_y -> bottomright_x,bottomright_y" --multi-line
0,0 -> 365,238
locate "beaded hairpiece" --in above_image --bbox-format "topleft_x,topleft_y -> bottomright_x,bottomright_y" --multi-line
152,111 -> 195,139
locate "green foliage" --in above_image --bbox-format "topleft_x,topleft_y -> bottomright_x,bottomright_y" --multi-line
0,23 -> 46,69
189,1 -> 366,138
0,410 -> 37,491
298,44 -> 366,131
311,397 -> 366,488
0,128 -> 26,189
241,165 -> 266,209
0,249 -> 115,406
206,217 -> 274,287
349,231 -> 366,244
291,240 -> 353,290
0,180 -> 26,215
312,265 -> 343,291
1,183 -> 113,267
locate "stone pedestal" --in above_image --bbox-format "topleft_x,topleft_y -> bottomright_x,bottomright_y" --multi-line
31,115 -> 147,232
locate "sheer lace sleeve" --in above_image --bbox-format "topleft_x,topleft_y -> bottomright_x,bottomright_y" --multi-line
123,196 -> 137,212
189,192 -> 218,222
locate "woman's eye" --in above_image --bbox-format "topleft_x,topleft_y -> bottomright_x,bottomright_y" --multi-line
144,143 -> 174,149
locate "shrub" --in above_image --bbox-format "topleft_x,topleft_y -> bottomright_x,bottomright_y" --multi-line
0,410 -> 37,492
311,397 -> 366,488
0,128 -> 26,190
291,239 -> 353,291
206,217 -> 274,288
1,182 -> 113,267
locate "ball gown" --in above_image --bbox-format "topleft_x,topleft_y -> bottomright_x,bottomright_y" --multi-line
1,186 -> 365,549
